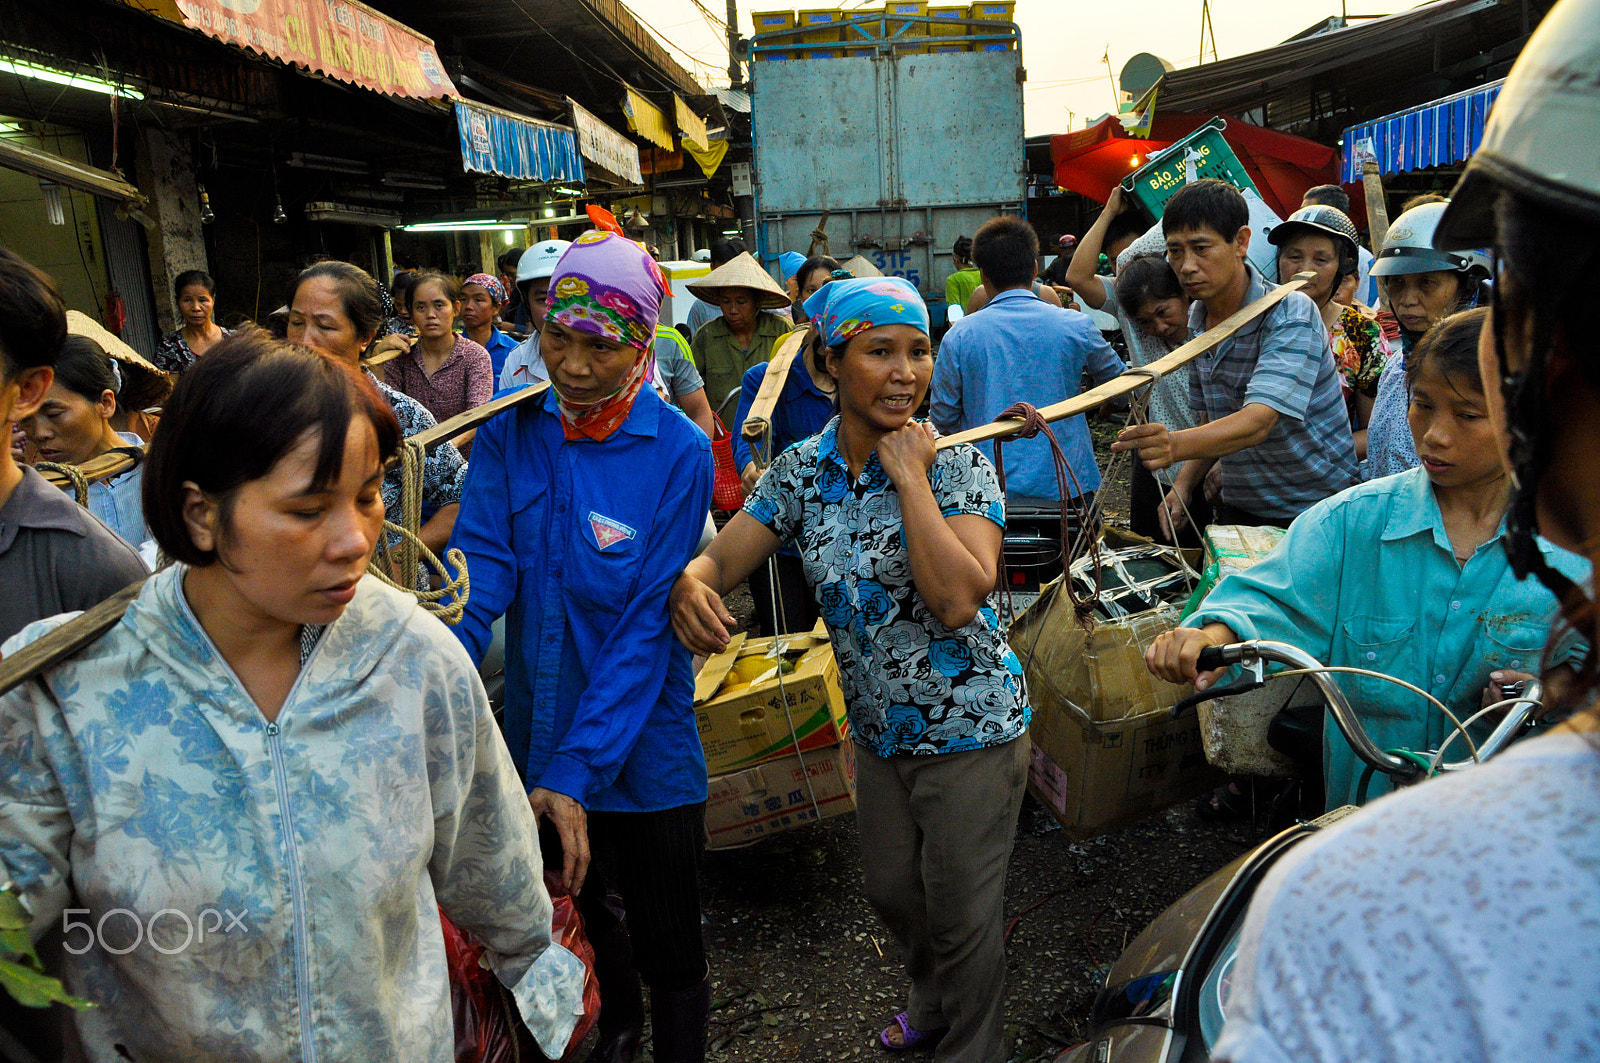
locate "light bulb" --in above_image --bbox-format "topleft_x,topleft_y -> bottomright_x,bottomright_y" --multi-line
199,184 -> 215,224
273,197 -> 288,225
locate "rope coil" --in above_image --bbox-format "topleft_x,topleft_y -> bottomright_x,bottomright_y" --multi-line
35,462 -> 89,507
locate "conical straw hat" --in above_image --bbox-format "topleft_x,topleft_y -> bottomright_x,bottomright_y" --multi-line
686,252 -> 792,309
65,310 -> 172,410
840,255 -> 883,278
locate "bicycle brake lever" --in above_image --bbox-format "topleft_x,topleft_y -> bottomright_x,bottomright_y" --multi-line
1170,658 -> 1266,717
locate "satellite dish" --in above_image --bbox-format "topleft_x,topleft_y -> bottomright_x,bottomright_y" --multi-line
1119,52 -> 1175,100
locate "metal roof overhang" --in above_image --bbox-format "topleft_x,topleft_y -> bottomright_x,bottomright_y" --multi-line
1151,0 -> 1541,137
0,135 -> 146,207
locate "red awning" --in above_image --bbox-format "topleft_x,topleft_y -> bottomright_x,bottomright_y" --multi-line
1051,112 -> 1339,218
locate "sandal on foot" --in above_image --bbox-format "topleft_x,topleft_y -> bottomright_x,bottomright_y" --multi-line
1195,782 -> 1252,822
878,1012 -> 947,1051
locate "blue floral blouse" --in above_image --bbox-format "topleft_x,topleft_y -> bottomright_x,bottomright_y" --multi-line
744,417 -> 1030,757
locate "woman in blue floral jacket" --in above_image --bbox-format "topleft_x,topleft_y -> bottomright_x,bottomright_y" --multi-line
0,334 -> 584,1061
671,277 -> 1030,1063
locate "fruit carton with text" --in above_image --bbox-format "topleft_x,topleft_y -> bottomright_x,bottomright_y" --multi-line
693,626 -> 848,776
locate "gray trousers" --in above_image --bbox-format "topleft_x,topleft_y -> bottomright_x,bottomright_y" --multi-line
855,734 -> 1030,1063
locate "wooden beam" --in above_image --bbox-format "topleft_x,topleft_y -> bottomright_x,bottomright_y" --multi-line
738,330 -> 810,460
394,382 -> 550,464
935,273 -> 1314,451
39,450 -> 140,490
0,581 -> 145,698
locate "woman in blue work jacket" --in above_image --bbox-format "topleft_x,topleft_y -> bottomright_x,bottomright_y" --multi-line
1147,308 -> 1589,810
672,277 -> 1030,1062
447,231 -> 714,1063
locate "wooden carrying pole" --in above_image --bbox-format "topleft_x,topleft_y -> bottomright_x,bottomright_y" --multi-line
39,382 -> 552,493
8,382 -> 553,698
738,330 -> 811,458
934,272 -> 1314,450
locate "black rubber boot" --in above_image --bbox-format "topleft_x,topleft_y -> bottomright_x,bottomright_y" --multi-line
585,916 -> 645,1063
648,974 -> 711,1063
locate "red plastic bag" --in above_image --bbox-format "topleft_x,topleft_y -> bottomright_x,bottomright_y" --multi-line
711,413 -> 746,511
545,873 -> 601,1061
442,876 -> 600,1063
443,909 -> 517,1063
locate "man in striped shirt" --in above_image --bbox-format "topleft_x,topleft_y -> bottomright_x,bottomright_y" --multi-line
1113,179 -> 1358,535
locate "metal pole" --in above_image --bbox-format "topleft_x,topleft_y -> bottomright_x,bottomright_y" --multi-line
726,0 -> 741,87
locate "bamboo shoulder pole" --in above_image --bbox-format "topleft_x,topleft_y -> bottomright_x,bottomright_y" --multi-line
10,383 -> 554,695
934,273 -> 1314,451
739,329 -> 810,448
39,449 -> 140,490
393,381 -> 550,466
0,581 -> 145,698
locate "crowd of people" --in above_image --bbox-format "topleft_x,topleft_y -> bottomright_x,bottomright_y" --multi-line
1,3 -> 1598,1059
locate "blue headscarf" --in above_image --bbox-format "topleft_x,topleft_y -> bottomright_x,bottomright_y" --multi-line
803,276 -> 930,348
779,251 -> 807,283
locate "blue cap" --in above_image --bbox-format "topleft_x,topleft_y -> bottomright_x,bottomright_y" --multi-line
779,251 -> 807,283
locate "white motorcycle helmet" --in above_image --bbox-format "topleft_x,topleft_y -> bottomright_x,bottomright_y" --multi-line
1369,201 -> 1492,279
516,239 -> 572,284
1435,0 -> 1600,250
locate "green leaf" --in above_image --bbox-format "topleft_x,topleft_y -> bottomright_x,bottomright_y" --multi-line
0,958 -> 95,1011
0,891 -> 30,932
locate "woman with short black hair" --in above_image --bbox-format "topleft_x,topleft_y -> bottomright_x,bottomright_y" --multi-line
0,331 -> 585,1062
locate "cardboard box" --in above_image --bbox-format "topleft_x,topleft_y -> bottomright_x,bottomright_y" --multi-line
1011,596 -> 1223,839
694,630 -> 848,776
705,738 -> 857,849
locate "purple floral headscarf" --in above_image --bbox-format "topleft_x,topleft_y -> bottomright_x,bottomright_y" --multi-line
547,230 -> 666,351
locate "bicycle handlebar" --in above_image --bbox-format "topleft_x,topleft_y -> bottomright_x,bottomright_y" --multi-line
1178,640 -> 1545,781
1178,640 -> 1423,783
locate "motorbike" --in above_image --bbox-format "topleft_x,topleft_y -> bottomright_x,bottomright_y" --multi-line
1052,639 -> 1544,1063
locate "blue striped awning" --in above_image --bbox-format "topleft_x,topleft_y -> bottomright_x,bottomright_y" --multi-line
455,100 -> 585,183
1340,80 -> 1503,182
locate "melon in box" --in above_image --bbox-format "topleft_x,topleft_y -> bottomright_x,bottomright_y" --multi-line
693,629 -> 848,776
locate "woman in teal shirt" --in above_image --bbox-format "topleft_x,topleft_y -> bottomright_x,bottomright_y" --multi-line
1149,308 -> 1589,808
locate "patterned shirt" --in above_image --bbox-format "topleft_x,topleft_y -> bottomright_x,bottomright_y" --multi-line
1187,264 -> 1359,519
1365,346 -> 1420,480
744,417 -> 1029,758
383,334 -> 493,426
1214,731 -> 1600,1063
152,328 -> 230,373
1329,303 -> 1390,401
0,567 -> 586,1061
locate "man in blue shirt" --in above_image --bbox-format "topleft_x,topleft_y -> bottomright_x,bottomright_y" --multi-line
1114,180 -> 1358,534
930,216 -> 1125,512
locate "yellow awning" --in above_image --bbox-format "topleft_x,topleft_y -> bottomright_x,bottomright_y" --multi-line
683,137 -> 728,178
622,86 -> 673,151
674,95 -> 708,153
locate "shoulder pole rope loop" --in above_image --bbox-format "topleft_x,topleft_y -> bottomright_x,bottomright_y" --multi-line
989,402 -> 1097,628
765,581 -> 825,825
34,462 -> 89,507
365,521 -> 470,625
397,436 -> 425,589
